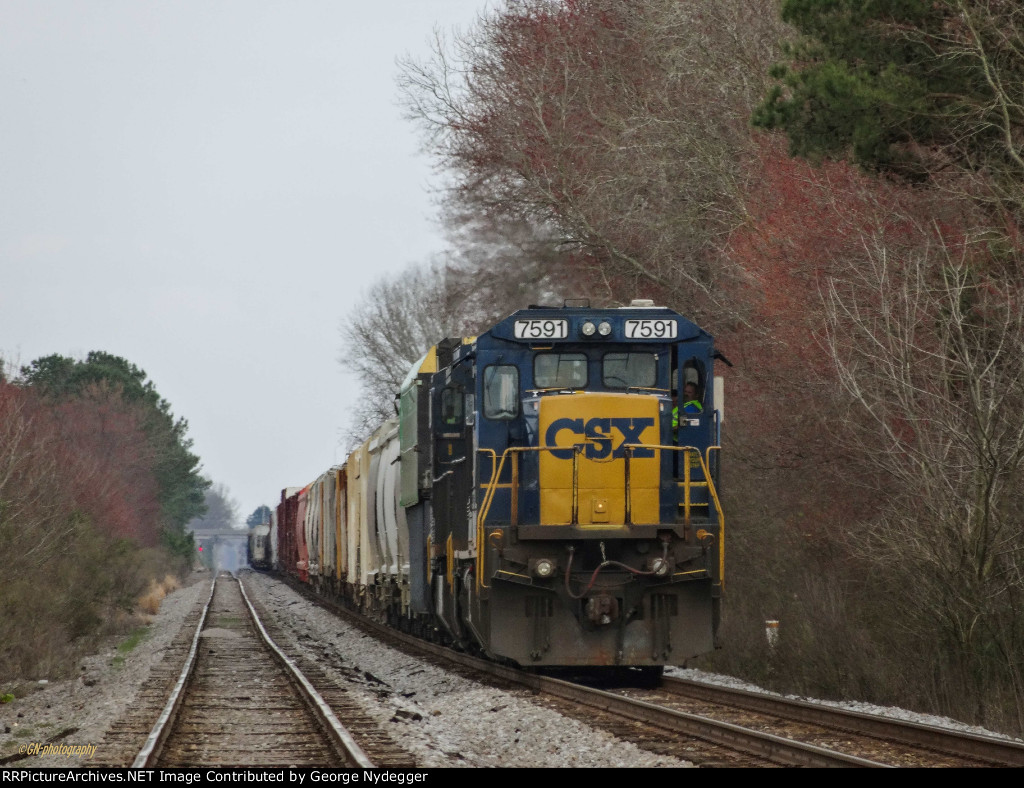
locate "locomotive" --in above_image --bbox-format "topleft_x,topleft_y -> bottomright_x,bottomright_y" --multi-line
271,299 -> 725,674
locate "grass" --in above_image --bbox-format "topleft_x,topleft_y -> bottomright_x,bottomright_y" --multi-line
111,626 -> 149,668
117,626 -> 148,654
137,574 -> 181,615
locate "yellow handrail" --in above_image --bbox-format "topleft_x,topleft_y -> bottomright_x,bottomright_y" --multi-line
474,443 -> 725,591
446,532 -> 454,590
475,446 -> 542,589
628,443 -> 724,586
706,445 -> 724,584
475,448 -> 499,591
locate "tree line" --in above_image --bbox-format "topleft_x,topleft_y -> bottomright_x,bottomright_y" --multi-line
0,352 -> 210,677
340,0 -> 1024,735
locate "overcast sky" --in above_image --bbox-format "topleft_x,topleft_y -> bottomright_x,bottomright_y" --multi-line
0,1 -> 489,524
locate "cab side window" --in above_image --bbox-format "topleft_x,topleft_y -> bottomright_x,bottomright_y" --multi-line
679,359 -> 706,413
483,365 -> 519,420
440,387 -> 463,426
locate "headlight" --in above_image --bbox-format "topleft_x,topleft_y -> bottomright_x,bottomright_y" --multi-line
581,321 -> 596,337
532,558 -> 556,578
598,321 -> 612,336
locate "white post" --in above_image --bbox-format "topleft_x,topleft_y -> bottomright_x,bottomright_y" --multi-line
765,619 -> 780,649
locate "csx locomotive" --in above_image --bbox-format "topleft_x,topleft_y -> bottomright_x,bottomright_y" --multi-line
268,299 -> 725,674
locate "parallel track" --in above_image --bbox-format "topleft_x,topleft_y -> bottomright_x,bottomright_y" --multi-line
133,575 -> 372,768
93,573 -> 415,768
656,677 -> 1024,767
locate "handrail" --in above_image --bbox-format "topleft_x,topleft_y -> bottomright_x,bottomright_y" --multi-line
625,442 -> 725,587
475,443 -> 725,591
446,532 -> 454,590
476,446 -> 543,589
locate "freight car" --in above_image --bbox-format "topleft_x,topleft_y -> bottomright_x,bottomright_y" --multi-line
247,523 -> 272,571
274,299 -> 725,675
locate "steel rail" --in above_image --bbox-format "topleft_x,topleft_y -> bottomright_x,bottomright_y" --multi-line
131,578 -> 216,768
290,578 -> 888,768
133,575 -> 374,768
513,671 -> 890,768
236,578 -> 375,768
663,676 -> 1024,767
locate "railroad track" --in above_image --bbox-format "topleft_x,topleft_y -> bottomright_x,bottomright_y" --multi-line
94,573 -> 414,768
653,676 -> 1024,768
589,675 -> 1024,768
267,571 -> 1024,768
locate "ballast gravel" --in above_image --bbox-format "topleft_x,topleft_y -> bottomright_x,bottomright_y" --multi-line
0,568 -> 692,769
240,570 -> 692,768
2,567 -> 1016,769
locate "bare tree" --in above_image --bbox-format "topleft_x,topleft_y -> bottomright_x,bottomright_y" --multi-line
339,262 -> 492,444
897,0 -> 1024,220
0,381 -> 175,676
823,231 -> 1024,730
188,483 -> 240,531
439,200 -> 568,310
0,385 -> 71,571
399,0 -> 789,323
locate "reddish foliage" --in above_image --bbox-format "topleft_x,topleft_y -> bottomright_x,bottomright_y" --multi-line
0,380 -> 162,547
53,385 -> 162,545
715,137 -> 1006,534
715,141 -> 904,531
422,0 -> 754,314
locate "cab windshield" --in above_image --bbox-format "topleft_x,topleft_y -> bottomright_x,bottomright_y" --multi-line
534,353 -> 587,388
603,352 -> 656,389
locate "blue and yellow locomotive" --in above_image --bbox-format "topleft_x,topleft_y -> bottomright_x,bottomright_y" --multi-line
398,299 -> 725,671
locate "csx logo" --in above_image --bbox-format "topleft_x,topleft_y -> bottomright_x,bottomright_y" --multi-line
544,417 -> 656,460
